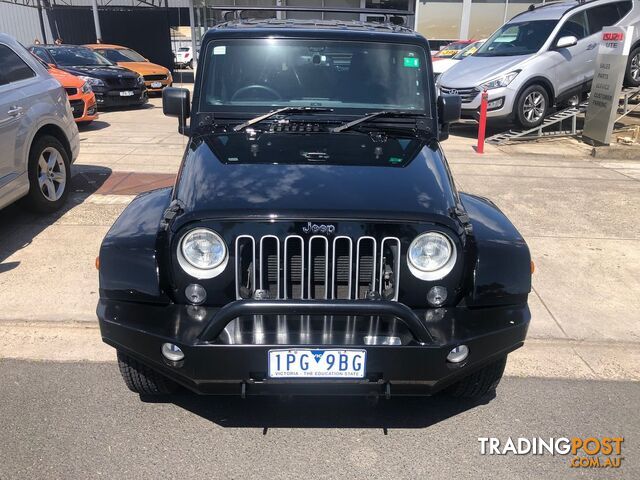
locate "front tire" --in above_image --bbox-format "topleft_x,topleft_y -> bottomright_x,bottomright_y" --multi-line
515,84 -> 549,129
624,46 -> 640,87
117,351 -> 177,395
447,356 -> 507,398
25,135 -> 71,213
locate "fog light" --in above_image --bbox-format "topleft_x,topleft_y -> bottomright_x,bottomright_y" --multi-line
185,283 -> 206,304
186,305 -> 207,321
447,345 -> 469,363
427,286 -> 447,306
162,343 -> 184,362
487,97 -> 504,110
364,335 -> 402,346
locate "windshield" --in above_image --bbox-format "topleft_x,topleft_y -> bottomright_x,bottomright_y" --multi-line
434,42 -> 470,58
48,47 -> 113,66
178,47 -> 190,52
201,39 -> 428,112
452,40 -> 484,60
97,48 -> 146,63
475,20 -> 558,57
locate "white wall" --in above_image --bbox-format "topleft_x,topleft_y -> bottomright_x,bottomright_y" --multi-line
0,3 -> 53,45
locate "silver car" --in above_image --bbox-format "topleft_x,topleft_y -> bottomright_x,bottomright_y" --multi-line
0,33 -> 79,212
437,0 -> 640,128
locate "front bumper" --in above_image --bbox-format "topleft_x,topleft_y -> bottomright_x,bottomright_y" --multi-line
446,86 -> 517,121
94,88 -> 148,108
98,298 -> 530,396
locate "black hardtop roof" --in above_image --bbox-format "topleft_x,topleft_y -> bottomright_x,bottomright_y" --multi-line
203,18 -> 424,44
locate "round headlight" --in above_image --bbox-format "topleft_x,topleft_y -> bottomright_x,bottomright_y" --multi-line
407,232 -> 456,280
180,228 -> 226,270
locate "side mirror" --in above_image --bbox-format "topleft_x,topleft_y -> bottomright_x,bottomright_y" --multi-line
48,63 -> 56,68
437,94 -> 461,141
163,87 -> 190,135
555,35 -> 578,49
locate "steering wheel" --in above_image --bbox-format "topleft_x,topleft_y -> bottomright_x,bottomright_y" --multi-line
231,85 -> 282,101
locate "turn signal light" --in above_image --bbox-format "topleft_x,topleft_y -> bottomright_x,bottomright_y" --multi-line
95,256 -> 100,270
531,260 -> 535,274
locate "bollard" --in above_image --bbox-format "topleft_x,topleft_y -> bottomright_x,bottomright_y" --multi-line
476,90 -> 488,154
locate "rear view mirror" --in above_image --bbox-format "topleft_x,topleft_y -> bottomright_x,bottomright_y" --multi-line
556,35 -> 578,49
437,94 -> 461,141
163,87 -> 190,135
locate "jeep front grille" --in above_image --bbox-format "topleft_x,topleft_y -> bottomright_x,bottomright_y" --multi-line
439,86 -> 479,104
234,235 -> 401,301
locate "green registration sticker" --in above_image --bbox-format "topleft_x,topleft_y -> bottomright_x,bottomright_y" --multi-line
403,57 -> 420,68
389,156 -> 403,164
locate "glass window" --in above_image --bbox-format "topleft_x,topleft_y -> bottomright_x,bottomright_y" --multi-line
97,48 -> 146,63
0,44 -> 35,86
47,47 -> 113,67
616,0 -> 633,18
452,40 -> 485,60
475,20 -> 558,57
415,1 -> 464,39
557,11 -> 588,41
201,39 -> 428,112
469,0 -> 509,40
31,46 -> 53,64
586,3 -> 623,34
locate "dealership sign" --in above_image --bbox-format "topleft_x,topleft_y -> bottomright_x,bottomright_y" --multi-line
583,26 -> 634,146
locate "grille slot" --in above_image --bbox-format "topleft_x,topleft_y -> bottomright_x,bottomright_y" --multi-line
355,237 -> 377,299
259,236 -> 280,299
284,236 -> 304,299
235,234 -> 400,301
332,236 -> 353,299
308,236 -> 329,299
439,86 -> 479,104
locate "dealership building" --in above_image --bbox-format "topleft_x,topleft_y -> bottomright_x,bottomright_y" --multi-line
1,0 -> 546,57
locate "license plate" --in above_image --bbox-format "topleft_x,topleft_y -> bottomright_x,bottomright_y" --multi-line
119,91 -> 134,97
150,81 -> 162,88
268,349 -> 366,378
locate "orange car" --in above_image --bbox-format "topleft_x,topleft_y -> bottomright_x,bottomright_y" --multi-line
85,44 -> 173,94
49,65 -> 98,124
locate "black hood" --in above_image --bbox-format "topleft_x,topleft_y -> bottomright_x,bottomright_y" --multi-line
59,64 -> 139,80
172,131 -> 459,228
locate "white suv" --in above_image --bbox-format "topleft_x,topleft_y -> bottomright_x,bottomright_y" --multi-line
0,33 -> 79,212
438,0 -> 640,128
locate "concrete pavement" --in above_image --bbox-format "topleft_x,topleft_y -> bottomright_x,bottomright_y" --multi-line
1,359 -> 638,480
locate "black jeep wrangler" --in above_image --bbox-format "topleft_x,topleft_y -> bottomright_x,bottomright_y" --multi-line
97,11 -> 531,399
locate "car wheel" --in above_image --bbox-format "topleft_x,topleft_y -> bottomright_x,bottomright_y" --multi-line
25,135 -> 71,213
188,59 -> 193,69
446,356 -> 507,398
515,85 -> 549,129
624,46 -> 640,87
117,351 -> 178,395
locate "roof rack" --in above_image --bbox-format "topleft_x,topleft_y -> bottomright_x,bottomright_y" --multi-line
207,5 -> 413,23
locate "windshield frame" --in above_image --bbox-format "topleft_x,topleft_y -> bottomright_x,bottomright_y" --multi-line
196,37 -> 433,120
474,20 -> 558,57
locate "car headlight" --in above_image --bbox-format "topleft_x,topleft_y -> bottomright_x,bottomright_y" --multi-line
407,232 -> 457,280
81,82 -> 92,94
78,75 -> 104,87
136,76 -> 145,85
178,228 -> 228,279
480,70 -> 520,90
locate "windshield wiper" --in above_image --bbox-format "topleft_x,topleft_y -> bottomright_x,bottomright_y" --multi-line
331,111 -> 427,133
233,106 -> 333,132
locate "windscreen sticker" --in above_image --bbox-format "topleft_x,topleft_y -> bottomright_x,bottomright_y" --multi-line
389,156 -> 403,164
213,46 -> 226,55
403,57 -> 420,68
